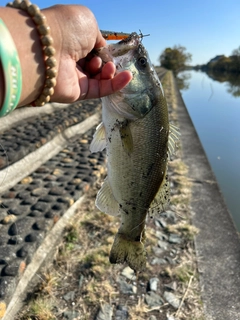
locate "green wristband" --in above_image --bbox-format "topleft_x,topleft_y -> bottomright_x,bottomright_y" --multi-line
0,18 -> 22,117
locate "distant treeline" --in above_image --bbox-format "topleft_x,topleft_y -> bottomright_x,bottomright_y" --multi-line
193,54 -> 240,97
207,55 -> 240,73
195,49 -> 240,73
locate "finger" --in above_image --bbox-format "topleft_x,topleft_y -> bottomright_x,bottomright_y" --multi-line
80,70 -> 132,100
109,70 -> 132,93
95,29 -> 107,48
101,61 -> 116,79
87,56 -> 102,75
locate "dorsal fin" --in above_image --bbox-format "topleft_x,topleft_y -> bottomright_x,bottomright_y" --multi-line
168,123 -> 180,158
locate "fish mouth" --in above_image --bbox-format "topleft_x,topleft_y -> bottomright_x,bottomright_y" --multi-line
95,32 -> 141,64
111,32 -> 140,57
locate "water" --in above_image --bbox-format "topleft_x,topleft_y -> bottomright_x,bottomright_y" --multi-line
179,70 -> 240,230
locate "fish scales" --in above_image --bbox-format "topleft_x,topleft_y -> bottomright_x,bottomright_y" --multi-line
90,33 -> 178,271
103,95 -> 168,232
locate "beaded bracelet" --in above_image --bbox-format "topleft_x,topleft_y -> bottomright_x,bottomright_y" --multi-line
0,18 -> 22,117
7,0 -> 57,106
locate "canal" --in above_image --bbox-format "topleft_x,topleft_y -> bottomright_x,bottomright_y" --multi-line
179,70 -> 240,230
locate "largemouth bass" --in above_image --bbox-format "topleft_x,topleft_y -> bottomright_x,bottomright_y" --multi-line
90,33 -> 179,271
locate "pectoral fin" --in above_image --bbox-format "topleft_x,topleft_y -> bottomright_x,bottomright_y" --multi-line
119,125 -> 133,154
95,177 -> 120,216
90,122 -> 106,153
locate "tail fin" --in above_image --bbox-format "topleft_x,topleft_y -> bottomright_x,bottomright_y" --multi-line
109,233 -> 146,271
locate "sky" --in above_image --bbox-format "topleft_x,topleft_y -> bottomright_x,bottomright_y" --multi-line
37,0 -> 240,66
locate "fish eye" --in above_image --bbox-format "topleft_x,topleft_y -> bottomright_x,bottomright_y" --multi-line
137,57 -> 147,68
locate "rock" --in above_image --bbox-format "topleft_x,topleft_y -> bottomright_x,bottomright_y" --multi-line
96,303 -> 113,320
164,281 -> 177,291
20,176 -> 33,184
115,305 -> 128,320
163,291 -> 180,309
31,187 -> 48,197
121,266 -> 136,280
8,207 -> 26,216
157,218 -> 168,229
0,276 -> 16,299
9,217 -> 35,236
53,168 -> 65,176
145,292 -> 164,307
157,240 -> 168,250
80,139 -> 88,144
152,246 -> 164,256
79,274 -> 84,288
62,310 -> 80,320
148,316 -> 157,320
165,256 -> 176,265
166,314 -> 176,320
31,202 -> 50,212
119,280 -> 137,294
155,230 -> 168,240
162,210 -> 176,223
168,234 -> 182,244
151,258 -> 167,265
63,291 -> 75,301
1,214 -> 17,224
148,277 -> 159,292
8,235 -> 23,245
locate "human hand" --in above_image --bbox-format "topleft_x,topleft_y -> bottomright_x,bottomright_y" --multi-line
44,5 -> 132,103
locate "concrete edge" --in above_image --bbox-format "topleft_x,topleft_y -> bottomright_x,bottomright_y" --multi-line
2,195 -> 86,320
171,72 -> 240,320
0,113 -> 100,193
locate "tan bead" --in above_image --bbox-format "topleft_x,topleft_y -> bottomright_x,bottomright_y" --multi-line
35,94 -> 50,106
45,78 -> 57,87
44,46 -> 55,57
46,57 -> 57,68
11,0 -> 21,8
28,4 -> 40,16
34,98 -> 44,106
33,12 -> 46,25
20,0 -> 30,10
38,24 -> 50,36
43,86 -> 54,96
43,95 -> 51,103
46,68 -> 57,78
41,35 -> 53,46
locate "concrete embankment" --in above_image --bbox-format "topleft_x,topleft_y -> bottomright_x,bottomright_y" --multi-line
171,72 -> 240,320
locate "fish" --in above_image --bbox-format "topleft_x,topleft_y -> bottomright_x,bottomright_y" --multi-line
90,32 -> 179,271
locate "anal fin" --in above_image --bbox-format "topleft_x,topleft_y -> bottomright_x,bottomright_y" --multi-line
96,177 -> 120,216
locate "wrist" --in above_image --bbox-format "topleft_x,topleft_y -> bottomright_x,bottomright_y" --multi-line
0,62 -> 4,108
1,3 -> 61,107
1,7 -> 45,106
